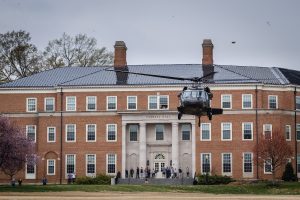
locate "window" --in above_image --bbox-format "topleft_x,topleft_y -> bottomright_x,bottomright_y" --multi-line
47,127 -> 56,142
263,124 -> 272,139
242,122 -> 253,140
148,95 -> 169,110
296,96 -> 300,110
243,153 -> 253,173
222,153 -> 232,175
285,125 -> 291,141
221,94 -> 232,109
181,124 -> 191,141
26,98 -> 37,112
25,155 -> 36,179
201,153 -> 211,174
201,123 -> 211,141
45,97 -> 55,112
221,123 -> 232,140
86,124 -> 96,142
86,96 -> 96,111
107,96 -> 117,110
129,125 -> 138,142
155,124 -> 164,140
66,124 -> 76,142
86,154 -> 96,176
107,154 -> 116,174
127,96 -> 137,110
264,159 -> 272,174
268,95 -> 278,109
26,125 -> 36,142
107,124 -> 117,141
242,94 -> 252,109
66,154 -> 76,175
66,96 -> 76,111
297,155 -> 300,173
47,159 -> 55,175
297,124 -> 300,141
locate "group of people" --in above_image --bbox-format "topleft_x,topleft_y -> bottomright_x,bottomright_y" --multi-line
67,172 -> 76,184
126,167 -> 152,179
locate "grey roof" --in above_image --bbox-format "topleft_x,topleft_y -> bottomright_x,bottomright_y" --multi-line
0,64 -> 298,88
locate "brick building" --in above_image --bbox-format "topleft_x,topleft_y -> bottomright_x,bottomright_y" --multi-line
0,40 -> 299,183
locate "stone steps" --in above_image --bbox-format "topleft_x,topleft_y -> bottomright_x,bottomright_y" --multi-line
117,178 -> 194,185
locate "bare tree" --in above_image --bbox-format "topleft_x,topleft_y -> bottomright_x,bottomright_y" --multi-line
43,33 -> 113,69
0,30 -> 42,83
254,130 -> 293,184
0,117 -> 36,181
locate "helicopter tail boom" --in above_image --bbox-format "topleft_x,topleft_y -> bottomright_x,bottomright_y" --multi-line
211,108 -> 223,115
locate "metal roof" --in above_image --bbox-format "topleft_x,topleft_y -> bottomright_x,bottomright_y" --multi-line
0,64 -> 298,88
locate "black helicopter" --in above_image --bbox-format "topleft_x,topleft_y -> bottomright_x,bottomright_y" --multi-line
106,68 -> 223,125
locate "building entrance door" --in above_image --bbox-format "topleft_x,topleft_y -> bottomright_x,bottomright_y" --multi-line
154,162 -> 165,178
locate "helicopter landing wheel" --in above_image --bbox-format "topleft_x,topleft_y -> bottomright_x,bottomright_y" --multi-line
178,112 -> 182,120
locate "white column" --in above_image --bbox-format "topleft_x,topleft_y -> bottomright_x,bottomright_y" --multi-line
191,122 -> 196,177
121,123 -> 126,178
172,122 -> 179,170
139,122 -> 146,168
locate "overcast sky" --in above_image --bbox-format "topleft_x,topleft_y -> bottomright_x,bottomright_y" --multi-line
0,0 -> 299,70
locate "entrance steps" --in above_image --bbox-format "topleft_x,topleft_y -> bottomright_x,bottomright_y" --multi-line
117,178 -> 194,185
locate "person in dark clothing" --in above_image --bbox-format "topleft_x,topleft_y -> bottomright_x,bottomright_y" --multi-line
136,167 -> 139,179
125,169 -> 128,178
130,168 -> 134,178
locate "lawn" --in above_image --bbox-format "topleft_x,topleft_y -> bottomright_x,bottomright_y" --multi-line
0,182 -> 300,195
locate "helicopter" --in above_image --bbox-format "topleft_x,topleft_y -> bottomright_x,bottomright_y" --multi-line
105,68 -> 223,126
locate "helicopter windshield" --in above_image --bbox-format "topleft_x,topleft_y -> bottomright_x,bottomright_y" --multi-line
182,90 -> 203,98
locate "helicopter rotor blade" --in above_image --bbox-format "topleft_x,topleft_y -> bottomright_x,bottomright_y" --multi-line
195,71 -> 217,82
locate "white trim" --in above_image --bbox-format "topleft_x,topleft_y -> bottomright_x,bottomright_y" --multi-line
107,96 -> 117,111
86,154 -> 96,177
106,153 -> 117,175
25,163 -> 36,179
47,159 -> 55,175
268,95 -> 278,109
221,94 -> 232,109
221,153 -> 232,176
155,124 -> 165,141
26,98 -> 37,112
242,94 -> 253,109
242,122 -> 253,141
200,123 -> 211,141
47,126 -> 56,143
26,125 -> 36,143
127,96 -> 137,110
181,123 -> 191,141
128,124 -> 139,142
44,97 -> 55,112
263,124 -> 272,139
200,153 -> 211,174
285,125 -> 291,141
148,95 -> 169,110
263,159 -> 272,174
86,124 -> 97,142
65,154 -> 76,178
106,124 -> 117,142
242,152 -> 253,177
65,124 -> 76,142
86,96 -> 97,111
66,96 -> 76,111
221,122 -> 232,141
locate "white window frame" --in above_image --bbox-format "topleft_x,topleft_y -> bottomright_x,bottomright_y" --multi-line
201,153 -> 211,174
66,96 -> 76,111
127,96 -> 137,110
268,95 -> 278,109
155,124 -> 165,141
181,124 -> 191,141
264,159 -> 272,174
107,96 -> 117,111
129,124 -> 138,142
65,124 -> 76,142
285,125 -> 291,141
106,124 -> 117,142
242,94 -> 252,109
148,95 -> 169,110
86,154 -> 96,177
44,97 -> 55,112
106,154 -> 117,175
222,153 -> 232,176
243,152 -> 253,177
86,96 -> 97,111
242,122 -> 253,141
200,123 -> 211,141
221,94 -> 232,109
296,96 -> 300,110
263,124 -> 272,139
47,159 -> 55,175
26,125 -> 36,143
221,122 -> 232,141
47,126 -> 56,143
65,154 -> 76,178
86,124 -> 96,142
25,162 -> 36,179
26,98 -> 37,112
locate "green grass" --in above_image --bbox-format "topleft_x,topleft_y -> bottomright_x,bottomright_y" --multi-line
0,183 -> 300,195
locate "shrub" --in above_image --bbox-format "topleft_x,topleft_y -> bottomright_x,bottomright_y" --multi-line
282,162 -> 298,182
76,174 -> 112,185
197,174 -> 234,185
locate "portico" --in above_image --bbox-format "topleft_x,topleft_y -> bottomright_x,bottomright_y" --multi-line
121,113 -> 196,178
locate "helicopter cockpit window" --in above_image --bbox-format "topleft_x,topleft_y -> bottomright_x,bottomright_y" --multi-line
191,91 -> 198,98
183,91 -> 191,98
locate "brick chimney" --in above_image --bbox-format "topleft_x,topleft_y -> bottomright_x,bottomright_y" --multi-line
202,39 -> 213,66
114,41 -> 127,68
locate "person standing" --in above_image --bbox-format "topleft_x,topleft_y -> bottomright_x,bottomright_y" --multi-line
136,167 -> 139,179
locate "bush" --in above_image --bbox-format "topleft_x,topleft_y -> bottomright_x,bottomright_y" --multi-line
76,174 -> 112,185
282,162 -> 298,182
197,174 -> 234,185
